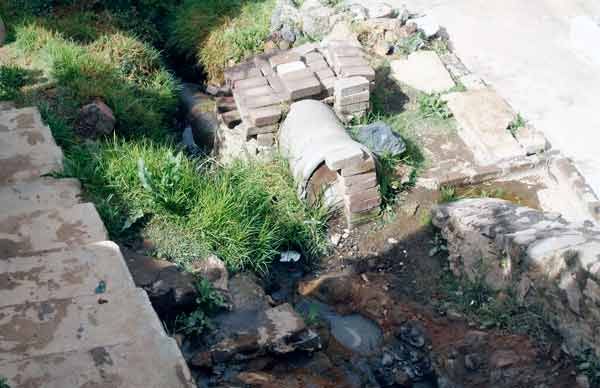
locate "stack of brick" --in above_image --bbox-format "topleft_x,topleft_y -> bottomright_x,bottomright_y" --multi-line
325,145 -> 381,226
334,76 -> 371,120
323,42 -> 375,82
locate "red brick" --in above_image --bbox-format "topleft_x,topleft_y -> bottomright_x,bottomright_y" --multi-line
280,68 -> 314,81
340,155 -> 375,177
244,123 -> 279,137
325,146 -> 366,170
269,52 -> 302,67
281,76 -> 322,100
224,62 -> 260,84
340,171 -> 377,190
334,77 -> 370,97
303,51 -> 325,63
340,66 -> 375,81
344,186 -> 381,213
248,105 -> 282,126
337,101 -> 370,114
234,76 -> 267,90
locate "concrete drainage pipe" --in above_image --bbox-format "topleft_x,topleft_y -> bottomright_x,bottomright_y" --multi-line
278,100 -> 381,226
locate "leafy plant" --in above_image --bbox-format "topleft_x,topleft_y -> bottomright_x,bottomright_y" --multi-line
0,376 -> 9,388
0,65 -> 28,100
507,113 -> 526,137
576,349 -> 600,387
418,93 -> 452,120
439,186 -> 458,203
174,278 -> 227,337
395,32 -> 428,55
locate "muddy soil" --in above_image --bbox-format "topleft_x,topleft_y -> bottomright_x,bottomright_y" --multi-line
239,180 -> 578,388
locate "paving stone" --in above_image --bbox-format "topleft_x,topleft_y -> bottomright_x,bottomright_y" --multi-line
346,207 -> 380,226
244,123 -> 279,137
320,77 -> 337,95
248,105 -> 282,127
328,46 -> 364,59
0,336 -> 194,388
345,186 -> 382,213
340,155 -> 375,177
303,51 -> 325,63
244,94 -> 283,110
333,56 -> 370,73
325,145 -> 366,170
0,241 -> 135,307
444,89 -> 524,165
0,288 -> 165,363
280,68 -> 315,81
234,76 -> 267,90
292,42 -> 320,56
0,109 -> 64,184
254,57 -> 274,77
390,51 -> 455,93
0,202 -> 108,259
224,62 -> 260,84
281,76 -> 322,100
308,59 -> 330,71
277,61 -> 307,75
269,52 -> 302,67
238,85 -> 274,98
334,76 -> 370,98
336,90 -> 370,106
266,74 -> 286,95
0,178 -> 81,217
315,68 -> 335,81
336,101 -> 370,114
339,66 -> 376,81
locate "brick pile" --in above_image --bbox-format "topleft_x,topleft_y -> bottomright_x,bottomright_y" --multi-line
218,41 -> 376,158
334,76 -> 371,120
326,144 -> 381,226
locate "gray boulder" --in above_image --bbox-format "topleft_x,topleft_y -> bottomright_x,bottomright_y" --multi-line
354,121 -> 406,156
271,0 -> 302,34
301,0 -> 334,40
76,99 -> 116,138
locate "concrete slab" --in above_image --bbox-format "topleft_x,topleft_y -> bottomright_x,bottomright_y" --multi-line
0,178 -> 81,216
445,89 -> 524,165
350,0 -> 600,196
0,203 -> 108,259
0,288 -> 164,363
390,50 -> 455,93
0,241 -> 135,307
0,336 -> 194,388
0,108 -> 63,184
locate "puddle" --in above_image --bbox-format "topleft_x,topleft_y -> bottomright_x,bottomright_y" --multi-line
296,299 -> 383,355
448,180 -> 541,209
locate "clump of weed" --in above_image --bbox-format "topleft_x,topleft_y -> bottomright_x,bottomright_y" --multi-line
174,278 -> 227,337
0,376 -> 9,388
576,349 -> 600,387
395,31 -> 428,55
418,93 -> 452,120
507,113 -> 527,137
169,0 -> 275,83
0,65 -> 28,100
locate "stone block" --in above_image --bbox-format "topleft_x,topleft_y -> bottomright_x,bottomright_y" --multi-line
292,42 -> 320,56
0,177 -> 81,217
248,105 -> 282,127
244,94 -> 283,110
224,62 -> 260,84
333,56 -> 370,73
346,207 -> 380,226
308,59 -> 330,71
345,186 -> 381,213
315,68 -> 335,81
390,51 -> 455,94
269,52 -> 302,67
336,90 -> 370,106
0,241 -> 135,307
303,51 -> 325,63
329,46 -> 364,59
334,77 -> 370,98
238,85 -> 274,98
320,77 -> 337,94
325,145 -> 366,170
277,61 -> 307,75
336,101 -> 370,114
0,203 -> 108,259
339,66 -> 376,81
244,123 -> 279,137
340,171 -> 378,193
280,68 -> 315,81
234,76 -> 267,90
266,74 -> 286,95
257,133 -> 276,147
340,154 -> 375,177
281,76 -> 322,100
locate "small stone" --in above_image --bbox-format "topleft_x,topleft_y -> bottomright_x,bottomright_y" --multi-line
576,374 -> 591,388
381,352 -> 394,366
489,349 -> 520,368
190,254 -> 229,291
77,99 -> 116,138
387,237 -> 399,245
464,353 -> 481,371
374,40 -> 393,56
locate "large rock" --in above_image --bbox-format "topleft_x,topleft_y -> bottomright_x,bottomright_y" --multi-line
300,0 -> 334,40
271,0 -> 302,42
355,121 -> 406,156
432,198 -> 600,356
190,254 -> 228,291
390,50 -> 455,94
123,249 -> 198,319
76,99 -> 116,138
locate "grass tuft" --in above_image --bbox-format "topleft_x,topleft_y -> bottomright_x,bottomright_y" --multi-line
0,65 -> 29,100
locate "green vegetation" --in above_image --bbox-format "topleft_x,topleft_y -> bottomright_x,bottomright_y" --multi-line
168,0 -> 275,83
174,278 -> 227,336
507,113 -> 527,137
439,267 -> 554,346
395,32 -> 428,55
0,65 -> 29,100
0,376 -> 9,388
576,349 -> 600,387
418,93 -> 452,120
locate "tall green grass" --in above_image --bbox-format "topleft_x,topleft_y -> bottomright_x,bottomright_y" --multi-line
65,139 -> 329,273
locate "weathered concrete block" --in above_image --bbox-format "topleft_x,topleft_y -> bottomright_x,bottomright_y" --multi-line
224,62 -> 260,84
333,56 -> 370,73
234,76 -> 267,90
340,153 -> 376,176
339,66 -> 376,81
277,61 -> 307,75
281,76 -> 322,100
390,51 -> 456,94
340,171 -> 377,192
308,59 -> 330,71
257,133 -> 276,147
514,126 -> 549,155
248,105 -> 282,127
0,177 -> 81,216
334,77 -> 370,98
303,51 -> 325,63
280,68 -> 315,81
336,90 -> 370,106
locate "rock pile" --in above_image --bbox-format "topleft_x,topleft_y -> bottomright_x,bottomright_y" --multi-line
432,198 -> 600,356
